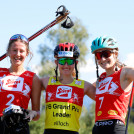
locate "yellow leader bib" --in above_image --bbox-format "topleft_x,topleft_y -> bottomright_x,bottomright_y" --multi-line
45,77 -> 84,132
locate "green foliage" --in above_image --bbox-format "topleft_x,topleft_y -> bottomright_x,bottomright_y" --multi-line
126,98 -> 134,127
130,110 -> 134,123
29,111 -> 45,134
38,61 -> 55,77
128,122 -> 134,134
29,92 -> 46,134
79,103 -> 95,134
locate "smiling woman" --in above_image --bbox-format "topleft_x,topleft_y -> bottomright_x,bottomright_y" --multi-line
41,42 -> 96,134
91,36 -> 134,134
0,34 -> 41,134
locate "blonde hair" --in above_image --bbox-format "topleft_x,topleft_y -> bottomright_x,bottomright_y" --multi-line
114,49 -> 126,70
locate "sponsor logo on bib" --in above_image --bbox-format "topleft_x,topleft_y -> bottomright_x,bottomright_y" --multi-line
108,110 -> 118,115
56,86 -> 72,99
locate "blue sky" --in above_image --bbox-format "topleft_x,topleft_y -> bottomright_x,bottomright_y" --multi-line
0,0 -> 134,107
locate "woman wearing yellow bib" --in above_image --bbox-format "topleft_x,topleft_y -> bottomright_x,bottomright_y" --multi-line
41,42 -> 96,134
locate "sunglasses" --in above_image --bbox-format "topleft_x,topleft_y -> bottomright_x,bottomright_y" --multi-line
58,58 -> 75,65
10,34 -> 29,44
95,50 -> 115,60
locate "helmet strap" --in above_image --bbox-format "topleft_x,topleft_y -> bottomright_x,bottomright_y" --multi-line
55,64 -> 58,81
95,59 -> 100,88
74,60 -> 78,80
95,59 -> 100,79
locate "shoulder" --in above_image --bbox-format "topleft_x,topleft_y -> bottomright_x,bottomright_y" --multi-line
121,66 -> 134,73
31,75 -> 42,93
100,72 -> 106,79
0,67 -> 8,70
41,76 -> 50,90
84,80 -> 94,90
25,70 -> 35,75
32,74 -> 42,87
73,79 -> 84,88
0,67 -> 8,72
84,80 -> 96,100
41,76 -> 50,83
120,66 -> 134,80
33,74 -> 40,81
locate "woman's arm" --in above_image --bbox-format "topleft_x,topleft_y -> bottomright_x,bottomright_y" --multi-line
41,77 -> 50,90
31,74 -> 42,121
84,81 -> 96,100
124,66 -> 134,81
120,67 -> 134,91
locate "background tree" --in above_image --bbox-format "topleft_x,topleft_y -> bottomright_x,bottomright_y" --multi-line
79,103 -> 95,134
128,96 -> 134,123
37,18 -> 89,77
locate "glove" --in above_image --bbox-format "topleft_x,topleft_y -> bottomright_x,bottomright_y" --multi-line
24,110 -> 38,121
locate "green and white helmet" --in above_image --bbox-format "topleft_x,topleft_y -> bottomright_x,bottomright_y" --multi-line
91,36 -> 118,53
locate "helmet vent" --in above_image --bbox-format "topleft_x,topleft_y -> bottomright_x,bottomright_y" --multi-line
65,47 -> 68,51
108,38 -> 112,41
61,46 -> 64,51
93,41 -> 96,46
97,40 -> 99,46
108,43 -> 114,46
70,46 -> 73,51
108,39 -> 115,46
102,38 -> 106,44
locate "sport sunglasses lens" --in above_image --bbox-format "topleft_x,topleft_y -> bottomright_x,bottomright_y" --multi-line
58,58 -> 66,65
102,51 -> 112,58
66,59 -> 74,65
95,52 -> 101,60
10,34 -> 29,44
95,50 -> 113,60
58,58 -> 75,65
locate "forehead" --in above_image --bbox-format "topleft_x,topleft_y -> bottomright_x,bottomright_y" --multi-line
58,57 -> 74,60
10,41 -> 27,49
95,48 -> 113,53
